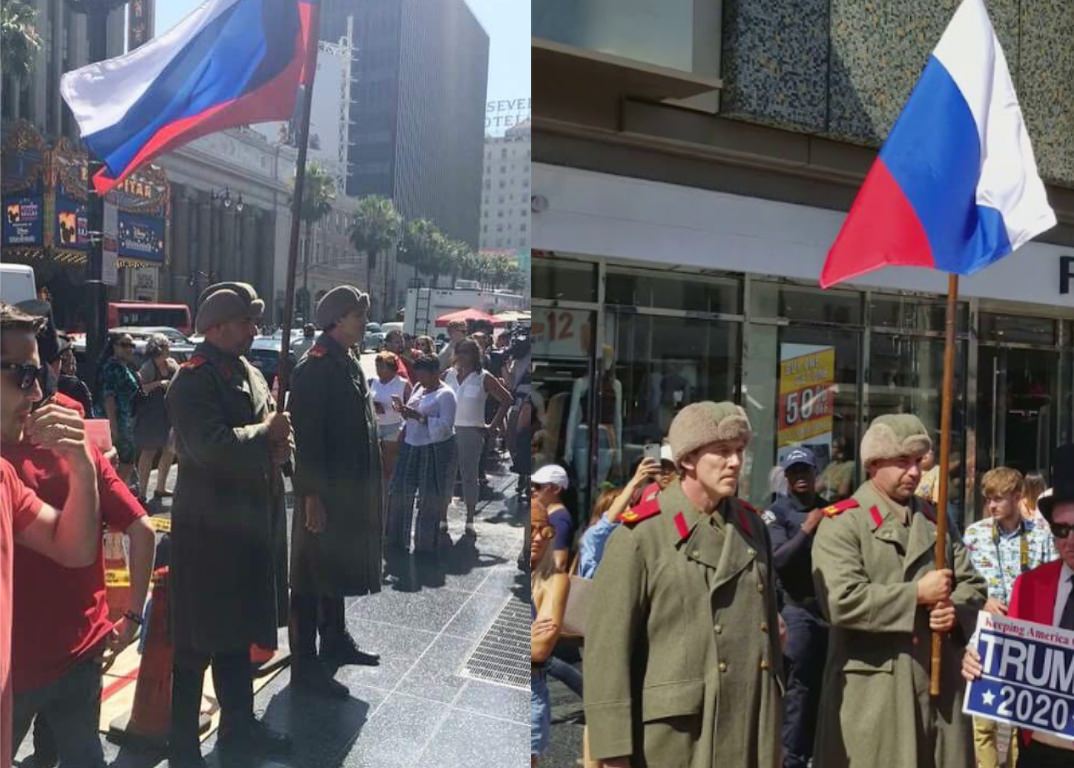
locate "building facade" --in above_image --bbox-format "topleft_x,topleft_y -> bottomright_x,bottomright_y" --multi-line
320,0 -> 489,247
480,121 -> 532,252
531,0 -> 1074,523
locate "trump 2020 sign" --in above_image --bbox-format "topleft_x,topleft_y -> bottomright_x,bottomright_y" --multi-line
963,612 -> 1074,741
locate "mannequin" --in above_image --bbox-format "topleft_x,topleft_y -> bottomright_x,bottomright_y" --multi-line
565,344 -> 623,491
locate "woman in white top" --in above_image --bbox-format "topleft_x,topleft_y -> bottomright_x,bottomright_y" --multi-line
384,354 -> 457,553
369,351 -> 412,492
443,338 -> 512,532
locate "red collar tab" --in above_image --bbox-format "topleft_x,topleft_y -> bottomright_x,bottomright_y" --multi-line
308,344 -> 327,358
183,354 -> 208,369
869,506 -> 884,527
673,511 -> 690,540
822,498 -> 861,519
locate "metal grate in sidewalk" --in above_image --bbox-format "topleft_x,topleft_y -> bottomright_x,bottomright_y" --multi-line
461,596 -> 531,690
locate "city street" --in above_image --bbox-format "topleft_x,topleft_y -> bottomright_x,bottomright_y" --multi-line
14,459 -> 529,768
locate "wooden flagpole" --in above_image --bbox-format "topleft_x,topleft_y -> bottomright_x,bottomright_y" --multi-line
930,272 -> 959,696
277,7 -> 322,403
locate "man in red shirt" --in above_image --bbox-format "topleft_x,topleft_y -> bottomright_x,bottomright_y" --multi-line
0,303 -> 101,768
963,444 -> 1074,766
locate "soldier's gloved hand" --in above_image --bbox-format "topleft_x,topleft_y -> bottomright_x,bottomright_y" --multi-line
305,496 -> 327,534
929,600 -> 957,633
265,410 -> 292,443
961,645 -> 983,682
916,568 -> 953,605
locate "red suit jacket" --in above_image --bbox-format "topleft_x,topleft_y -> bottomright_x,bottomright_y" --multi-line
1007,559 -> 1066,746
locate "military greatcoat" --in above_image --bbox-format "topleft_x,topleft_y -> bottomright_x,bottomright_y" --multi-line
289,332 -> 383,596
584,480 -> 784,768
811,481 -> 987,768
165,341 -> 289,653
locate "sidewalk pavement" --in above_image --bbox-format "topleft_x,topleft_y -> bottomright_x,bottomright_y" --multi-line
15,461 -> 529,768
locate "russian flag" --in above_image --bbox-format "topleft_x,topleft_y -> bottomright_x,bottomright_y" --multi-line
60,0 -> 318,195
821,0 -> 1055,288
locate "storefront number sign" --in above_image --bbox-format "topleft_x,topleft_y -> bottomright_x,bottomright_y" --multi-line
532,308 -> 592,359
777,344 -> 835,460
963,612 -> 1074,741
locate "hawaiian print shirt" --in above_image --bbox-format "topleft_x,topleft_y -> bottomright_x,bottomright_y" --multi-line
963,517 -> 1057,603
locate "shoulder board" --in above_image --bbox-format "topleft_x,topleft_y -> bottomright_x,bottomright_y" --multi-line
182,354 -> 208,370
822,498 -> 860,518
620,485 -> 662,526
308,345 -> 327,358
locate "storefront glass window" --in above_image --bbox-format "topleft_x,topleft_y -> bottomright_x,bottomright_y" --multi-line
606,267 -> 739,314
532,254 -> 598,303
751,283 -> 862,325
743,323 -> 862,509
867,333 -> 968,529
980,313 -> 1057,345
975,346 -> 1059,499
869,295 -> 968,333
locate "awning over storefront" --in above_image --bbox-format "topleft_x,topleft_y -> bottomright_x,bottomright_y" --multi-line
435,307 -> 503,327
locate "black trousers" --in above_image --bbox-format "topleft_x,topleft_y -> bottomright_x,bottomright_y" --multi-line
170,648 -> 252,756
289,593 -> 347,657
1016,739 -> 1074,767
781,604 -> 828,768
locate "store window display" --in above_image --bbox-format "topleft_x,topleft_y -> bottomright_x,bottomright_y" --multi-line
564,344 -> 622,493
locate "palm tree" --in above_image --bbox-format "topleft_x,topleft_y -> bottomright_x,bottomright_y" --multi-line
1,2 -> 41,81
400,218 -> 442,287
349,195 -> 402,315
291,164 -> 334,318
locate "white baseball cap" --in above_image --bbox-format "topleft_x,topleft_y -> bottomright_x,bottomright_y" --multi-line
532,464 -> 569,490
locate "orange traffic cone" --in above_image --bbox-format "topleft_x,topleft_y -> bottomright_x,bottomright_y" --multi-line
109,567 -> 172,746
103,529 -> 131,623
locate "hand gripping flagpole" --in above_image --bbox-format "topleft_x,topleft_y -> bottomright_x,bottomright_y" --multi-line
930,272 -> 959,697
277,4 -> 321,406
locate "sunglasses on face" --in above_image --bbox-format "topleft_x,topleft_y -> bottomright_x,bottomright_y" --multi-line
530,524 -> 555,541
1049,521 -> 1074,540
530,483 -> 547,492
1,362 -> 45,391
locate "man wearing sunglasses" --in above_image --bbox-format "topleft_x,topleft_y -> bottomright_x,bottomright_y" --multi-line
0,302 -> 102,768
962,443 -> 1074,766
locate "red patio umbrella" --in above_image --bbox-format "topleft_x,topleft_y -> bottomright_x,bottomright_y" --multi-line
434,307 -> 501,327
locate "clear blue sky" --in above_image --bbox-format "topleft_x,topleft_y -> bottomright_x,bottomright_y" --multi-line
154,0 -> 530,134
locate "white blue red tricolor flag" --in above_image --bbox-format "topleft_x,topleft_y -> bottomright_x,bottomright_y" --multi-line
61,0 -> 318,195
820,0 -> 1055,288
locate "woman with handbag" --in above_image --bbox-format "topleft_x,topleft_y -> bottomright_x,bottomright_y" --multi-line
531,498 -> 568,767
135,334 -> 179,503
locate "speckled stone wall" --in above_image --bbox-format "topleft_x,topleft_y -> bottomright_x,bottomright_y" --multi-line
720,0 -> 829,133
720,0 -> 1074,185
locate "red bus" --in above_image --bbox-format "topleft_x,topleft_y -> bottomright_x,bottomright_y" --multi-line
107,302 -> 193,335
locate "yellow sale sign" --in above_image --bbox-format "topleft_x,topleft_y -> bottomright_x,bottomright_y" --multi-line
778,345 -> 835,448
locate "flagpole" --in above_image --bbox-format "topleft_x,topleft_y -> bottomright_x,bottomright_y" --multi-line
277,9 -> 321,404
930,272 -> 959,697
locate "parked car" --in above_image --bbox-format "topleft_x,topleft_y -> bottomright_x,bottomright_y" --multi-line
246,336 -> 297,390
363,322 -> 385,353
70,327 -> 195,372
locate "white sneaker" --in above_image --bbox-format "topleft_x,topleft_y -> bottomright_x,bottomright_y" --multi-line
439,521 -> 449,533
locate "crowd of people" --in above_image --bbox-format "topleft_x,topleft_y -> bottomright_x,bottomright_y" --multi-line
0,282 -> 534,768
530,401 -> 1074,768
